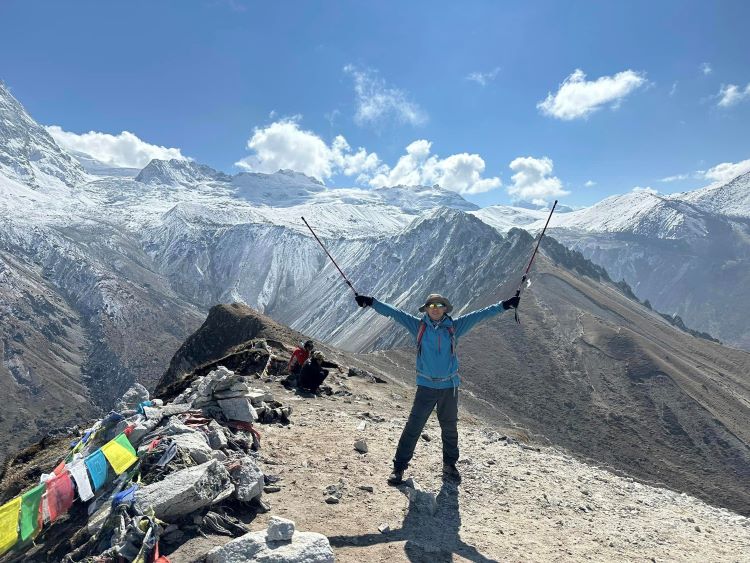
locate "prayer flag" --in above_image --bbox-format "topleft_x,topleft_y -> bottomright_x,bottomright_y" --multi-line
67,459 -> 94,502
85,450 -> 109,491
19,484 -> 44,542
101,433 -> 138,475
0,496 -> 22,556
44,471 -> 74,522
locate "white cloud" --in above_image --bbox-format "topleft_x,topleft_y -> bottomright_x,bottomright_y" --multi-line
717,83 -> 750,108
701,62 -> 713,75
537,68 -> 647,120
669,82 -> 678,97
466,67 -> 500,86
703,158 -> 750,183
584,180 -> 596,187
367,140 -> 501,194
234,118 -> 381,182
46,125 -> 186,168
660,173 -> 694,182
235,121 -> 503,194
343,65 -> 427,127
507,156 -> 570,204
632,186 -> 658,194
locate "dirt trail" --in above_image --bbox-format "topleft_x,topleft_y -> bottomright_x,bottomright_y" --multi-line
166,369 -> 750,563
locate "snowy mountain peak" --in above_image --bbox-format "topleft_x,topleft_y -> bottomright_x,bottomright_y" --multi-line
471,205 -> 550,233
0,82 -> 87,188
535,189 -> 714,239
372,184 -> 479,213
674,171 -> 750,219
231,169 -> 327,206
136,158 -> 231,186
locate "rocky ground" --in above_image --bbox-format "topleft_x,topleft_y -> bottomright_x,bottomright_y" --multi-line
2,303 -> 748,563
166,365 -> 750,563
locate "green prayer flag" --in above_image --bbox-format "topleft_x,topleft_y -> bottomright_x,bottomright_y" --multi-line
20,484 -> 44,542
114,433 -> 137,457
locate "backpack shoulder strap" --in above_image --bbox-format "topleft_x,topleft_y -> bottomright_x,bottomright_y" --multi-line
416,321 -> 427,356
417,320 -> 457,356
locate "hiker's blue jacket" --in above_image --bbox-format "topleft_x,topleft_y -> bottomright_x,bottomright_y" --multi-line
371,298 -> 508,389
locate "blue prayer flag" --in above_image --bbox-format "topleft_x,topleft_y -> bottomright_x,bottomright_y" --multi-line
84,450 -> 108,491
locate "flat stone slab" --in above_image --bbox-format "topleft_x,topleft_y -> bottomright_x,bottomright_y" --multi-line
135,460 -> 233,519
206,530 -> 334,563
219,397 -> 258,422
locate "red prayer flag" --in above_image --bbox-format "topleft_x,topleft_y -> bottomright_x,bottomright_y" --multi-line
44,471 -> 74,522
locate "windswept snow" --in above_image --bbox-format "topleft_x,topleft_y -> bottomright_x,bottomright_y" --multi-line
471,205 -> 549,232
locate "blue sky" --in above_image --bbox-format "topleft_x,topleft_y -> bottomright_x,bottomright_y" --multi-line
1,0 -> 749,208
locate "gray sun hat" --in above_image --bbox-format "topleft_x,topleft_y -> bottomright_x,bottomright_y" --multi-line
418,293 -> 453,314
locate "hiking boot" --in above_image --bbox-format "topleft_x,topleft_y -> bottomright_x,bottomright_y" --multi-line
442,463 -> 461,483
387,469 -> 404,486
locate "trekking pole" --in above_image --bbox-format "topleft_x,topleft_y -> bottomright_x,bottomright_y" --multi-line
301,216 -> 359,296
513,200 -> 558,323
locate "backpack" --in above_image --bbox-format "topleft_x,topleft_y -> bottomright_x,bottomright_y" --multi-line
416,319 -> 456,356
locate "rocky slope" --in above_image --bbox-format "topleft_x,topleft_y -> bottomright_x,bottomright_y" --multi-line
1,305 -> 747,562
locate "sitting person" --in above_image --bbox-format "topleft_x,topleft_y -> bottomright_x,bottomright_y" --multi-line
288,340 -> 314,375
299,351 -> 330,393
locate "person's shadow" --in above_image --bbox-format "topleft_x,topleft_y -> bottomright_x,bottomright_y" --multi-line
328,480 -> 500,562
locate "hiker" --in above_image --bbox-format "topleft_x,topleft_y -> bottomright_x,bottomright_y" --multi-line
288,339 -> 314,375
355,292 -> 519,485
299,350 -> 330,393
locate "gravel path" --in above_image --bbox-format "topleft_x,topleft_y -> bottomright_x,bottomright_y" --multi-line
177,371 -> 750,563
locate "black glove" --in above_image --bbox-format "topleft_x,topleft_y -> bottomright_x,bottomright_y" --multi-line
502,295 -> 520,310
355,295 -> 374,308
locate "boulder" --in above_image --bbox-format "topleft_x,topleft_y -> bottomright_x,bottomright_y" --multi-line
116,383 -> 150,411
219,397 -> 258,422
404,478 -> 436,515
207,420 -> 228,449
267,516 -> 295,541
172,431 -> 214,464
159,418 -> 200,437
135,460 -> 234,519
142,402 -> 191,421
230,456 -> 264,502
206,530 -> 334,563
128,417 -> 161,447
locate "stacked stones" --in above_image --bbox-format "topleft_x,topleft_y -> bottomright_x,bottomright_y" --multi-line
174,366 -> 292,424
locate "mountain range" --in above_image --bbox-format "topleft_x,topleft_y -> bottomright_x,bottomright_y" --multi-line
0,82 -> 748,518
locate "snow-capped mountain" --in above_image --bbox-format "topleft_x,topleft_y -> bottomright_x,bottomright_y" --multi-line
136,158 -> 232,185
532,190 -> 713,239
525,187 -> 750,349
2,80 -> 750,520
68,149 -> 141,177
471,205 -> 549,232
673,171 -> 750,219
0,83 -> 87,188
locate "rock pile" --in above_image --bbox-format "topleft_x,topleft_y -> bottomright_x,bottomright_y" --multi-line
173,366 -> 292,425
0,358 -> 295,562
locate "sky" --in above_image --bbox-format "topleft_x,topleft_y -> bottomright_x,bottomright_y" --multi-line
1,0 -> 749,208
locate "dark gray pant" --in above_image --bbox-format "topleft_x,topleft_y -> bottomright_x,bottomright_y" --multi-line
393,385 -> 459,471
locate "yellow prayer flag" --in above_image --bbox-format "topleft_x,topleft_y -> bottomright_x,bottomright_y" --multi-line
0,496 -> 22,556
101,433 -> 138,475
